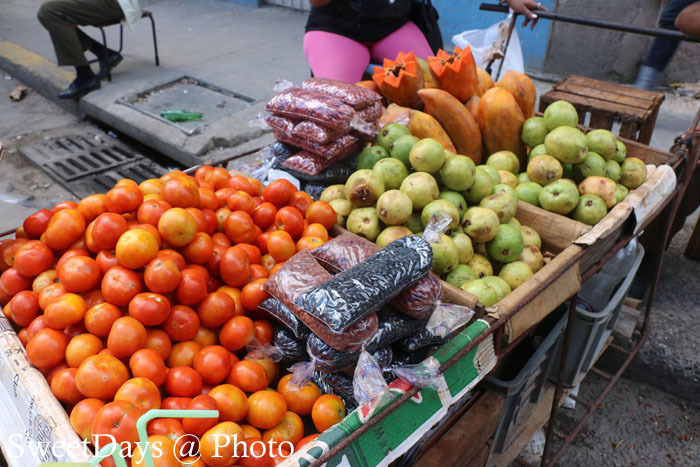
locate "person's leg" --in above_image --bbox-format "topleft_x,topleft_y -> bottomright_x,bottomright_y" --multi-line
636,0 -> 696,90
675,1 -> 700,37
369,21 -> 433,64
303,31 -> 371,84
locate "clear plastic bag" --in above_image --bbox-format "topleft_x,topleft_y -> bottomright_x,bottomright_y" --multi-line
275,158 -> 355,184
302,181 -> 330,201
282,151 -> 344,177
353,348 -> 392,411
302,77 -> 382,108
425,301 -> 475,338
294,120 -> 350,144
263,250 -> 378,351
272,325 -> 307,362
392,356 -> 449,402
422,211 -> 453,243
311,233 -> 442,319
367,308 -> 427,350
306,334 -> 361,372
263,114 -> 295,137
228,144 -> 279,182
266,88 -> 355,130
295,236 -> 433,332
260,298 -> 310,339
397,327 -> 450,352
313,371 -> 358,412
273,130 -> 361,161
356,102 -> 383,122
245,337 -> 284,362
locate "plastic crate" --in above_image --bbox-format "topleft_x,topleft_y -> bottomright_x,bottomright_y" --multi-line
552,241 -> 645,388
481,307 -> 568,454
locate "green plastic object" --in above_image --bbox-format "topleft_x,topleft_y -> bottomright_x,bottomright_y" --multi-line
160,110 -> 203,122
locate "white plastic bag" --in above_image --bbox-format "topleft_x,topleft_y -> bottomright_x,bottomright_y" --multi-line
451,14 -> 524,77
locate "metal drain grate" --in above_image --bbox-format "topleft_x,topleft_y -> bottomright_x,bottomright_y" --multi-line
18,131 -> 170,198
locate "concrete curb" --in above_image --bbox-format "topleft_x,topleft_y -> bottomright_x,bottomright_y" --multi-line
0,36 -> 81,115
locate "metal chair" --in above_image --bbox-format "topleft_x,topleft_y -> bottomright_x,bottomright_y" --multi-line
93,10 -> 160,82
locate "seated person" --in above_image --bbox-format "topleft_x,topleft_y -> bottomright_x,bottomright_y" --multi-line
37,0 -> 141,99
304,0 -> 545,84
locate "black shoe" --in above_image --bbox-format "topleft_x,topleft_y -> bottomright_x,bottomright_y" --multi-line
58,77 -> 101,99
95,52 -> 123,80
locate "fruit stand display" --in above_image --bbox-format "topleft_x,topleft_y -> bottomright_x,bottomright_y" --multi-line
0,41 -> 690,467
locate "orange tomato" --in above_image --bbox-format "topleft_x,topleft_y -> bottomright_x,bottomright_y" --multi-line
262,179 -> 295,207
296,236 -> 324,252
144,256 -> 181,294
225,210 -> 257,244
129,292 -> 171,326
164,366 -> 203,397
45,292 -> 87,329
158,208 -> 197,247
44,208 -> 86,250
266,231 -> 295,263
277,374 -> 321,416
240,424 -> 261,439
115,377 -> 162,411
249,264 -> 269,280
311,394 -> 346,432
75,354 -> 129,399
208,167 -> 232,190
132,434 -> 180,467
66,333 -> 104,368
193,326 -> 219,347
101,266 -> 141,307
83,302 -> 120,338
296,433 -> 319,451
168,340 -> 202,368
246,390 -> 287,430
302,223 -> 329,241
70,398 -> 105,441
129,348 -> 167,386
236,436 -> 274,467
227,190 -> 256,214
305,201 -> 337,230
50,367 -> 84,405
197,291 -> 235,328
91,400 -> 144,448
193,345 -> 233,385
261,254 -> 276,272
241,278 -> 269,311
91,212 -> 128,250
199,421 -> 244,467
227,175 -> 254,195
209,384 -> 248,423
220,315 -> 255,352
107,316 -> 147,359
161,176 -> 200,208
227,360 -> 269,393
182,232 -> 214,264
274,206 -> 305,239
115,229 -> 159,269
57,255 -> 101,293
262,411 -> 304,446
14,240 -> 54,278
182,394 -> 219,437
146,329 -> 172,360
32,269 -> 58,294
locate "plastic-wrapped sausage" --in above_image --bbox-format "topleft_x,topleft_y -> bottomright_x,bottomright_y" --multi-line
272,325 -> 307,362
266,88 -> 355,130
302,77 -> 381,109
264,115 -> 296,138
259,298 -> 309,339
263,249 -> 378,351
274,130 -> 362,161
312,233 -> 443,319
293,120 -> 350,144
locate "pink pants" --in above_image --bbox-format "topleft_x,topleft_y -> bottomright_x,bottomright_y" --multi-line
304,21 -> 433,84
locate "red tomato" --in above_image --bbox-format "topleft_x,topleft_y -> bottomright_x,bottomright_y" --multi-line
208,384 -> 248,423
57,256 -> 101,292
144,256 -> 181,293
219,316 -> 255,352
114,376 -> 162,411
227,360 -> 269,392
7,290 -> 40,326
162,176 -> 200,208
175,268 -> 208,306
105,185 -> 143,214
38,282 -> 66,311
91,400 -> 145,448
254,320 -> 274,346
91,213 -> 128,250
70,398 -> 105,442
227,190 -> 256,214
44,208 -> 86,250
208,167 -> 232,190
236,436 -> 274,467
165,366 -> 203,397
162,304 -> 200,342
249,264 -> 269,280
26,328 -> 68,369
84,302 -> 122,337
136,199 -> 171,226
182,232 -> 214,264
51,367 -> 84,405
182,395 -> 219,437
44,292 -> 87,329
225,211 -> 257,244
241,279 -> 269,311
306,201 -> 337,230
219,247 -> 251,288
248,178 -> 263,197
274,207 -> 305,239
128,292 -> 171,326
227,175 -> 254,195
101,266 -> 141,306
75,354 -> 129,399
288,191 -> 313,216
157,249 -> 186,270
107,316 -> 147,359
193,345 -> 232,385
66,333 -> 104,368
23,209 -> 54,239
236,244 -> 262,265
197,291 -> 235,328
206,243 -> 227,277
145,329 -> 172,360
266,231 -> 295,263
186,207 -> 208,233
199,188 -> 219,212
246,390 -> 287,430
262,179 -> 295,207
252,202 -> 277,230
53,200 -> 79,212
158,208 -> 197,247
95,249 -> 120,274
129,348 -> 167,386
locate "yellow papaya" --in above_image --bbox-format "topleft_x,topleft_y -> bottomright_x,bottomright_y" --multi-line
465,95 -> 480,120
475,67 -> 494,97
477,87 -> 527,167
408,109 -> 456,153
417,88 -> 482,163
497,70 -> 536,118
416,57 -> 438,89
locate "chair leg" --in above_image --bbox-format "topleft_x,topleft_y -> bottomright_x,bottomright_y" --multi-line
99,27 -> 111,82
147,15 -> 159,66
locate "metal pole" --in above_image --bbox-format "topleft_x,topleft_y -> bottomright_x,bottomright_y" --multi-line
480,3 -> 700,42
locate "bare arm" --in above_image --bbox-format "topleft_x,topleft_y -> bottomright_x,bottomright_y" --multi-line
675,2 -> 700,38
505,0 -> 548,30
310,0 -> 331,6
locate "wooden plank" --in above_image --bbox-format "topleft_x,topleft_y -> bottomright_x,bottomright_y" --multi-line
561,75 -> 664,104
486,385 -> 556,467
623,297 -> 642,309
684,212 -> 700,259
588,112 -> 615,131
467,443 -> 492,467
419,392 -> 505,467
619,120 -> 641,141
542,90 -> 649,120
614,305 -> 641,340
556,82 -> 652,109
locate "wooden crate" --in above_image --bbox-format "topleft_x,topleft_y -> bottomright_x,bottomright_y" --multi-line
539,75 -> 664,145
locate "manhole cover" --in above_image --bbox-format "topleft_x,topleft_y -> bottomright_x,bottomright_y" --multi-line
117,76 -> 257,135
18,132 -> 169,198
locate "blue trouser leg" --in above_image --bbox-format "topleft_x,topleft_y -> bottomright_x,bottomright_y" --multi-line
643,0 -> 698,71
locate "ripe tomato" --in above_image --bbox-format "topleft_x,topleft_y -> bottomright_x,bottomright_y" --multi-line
311,394 -> 346,432
115,377 -> 162,411
132,434 -> 180,467
252,202 -> 277,230
91,213 -> 128,251
246,390 -> 287,429
66,333 -> 104,368
115,229 -> 159,270
266,231 -> 295,263
158,208 -> 197,247
276,374 -> 321,416
262,410 -> 304,446
1,238 -> 30,269
241,279 -> 268,311
14,241 -> 54,278
216,286 -> 245,317
91,400 -> 145,448
196,291 -> 235,329
101,266 -> 141,306
201,208 -> 218,234
219,247 -> 250,287
227,175 -> 254,195
175,268 -> 208,306
247,178 -> 263,196
198,188 -> 219,212
144,256 -> 181,293
107,316 -> 147,359
6,290 -> 39,327
199,421 -> 244,467
182,395 -> 219,437
162,304 -> 199,342
236,436 -> 274,467
244,355 -> 277,385
23,209 -> 54,238
127,292 -> 170,326
235,243 -> 262,265
95,249 -> 119,274
227,190 -> 256,213
37,284 -> 66,313
77,194 -> 107,223
215,207 -> 232,232
44,208 -> 86,250
45,292 -> 87,329
185,207 -> 208,233
75,354 -> 129,399
240,424 -> 261,439
253,320 -> 274,346
195,166 -> 214,183
128,348 -> 166,386
193,326 -> 219,348
193,345 -> 232,385
296,236 -> 324,252
136,198 -> 171,227
32,269 -> 58,294
70,398 -> 104,441
260,254 -> 276,272
288,191 -> 313,216
225,210 -> 257,244
305,201 -> 337,230
84,302 -> 121,337
57,256 -> 101,292
206,243 -> 226,277
146,418 -> 186,454
51,367 -> 84,405
208,384 -> 248,423
249,264 -> 269,280
296,433 -> 319,451
138,178 -> 164,196
220,315 -> 255,352
274,207 -> 305,239
146,329 -> 172,360
53,200 -> 79,211
182,232 -> 213,264
162,176 -> 200,208
262,179 -> 295,207
167,340 -> 202,368
161,396 -> 192,414
165,366 -> 203,397
208,167 -> 232,190
83,289 -> 105,308
105,185 -> 143,214
302,223 -> 329,242
228,360 -> 269,393
157,249 -> 186,270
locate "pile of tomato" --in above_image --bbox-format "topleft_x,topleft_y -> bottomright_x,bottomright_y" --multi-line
0,166 -> 346,466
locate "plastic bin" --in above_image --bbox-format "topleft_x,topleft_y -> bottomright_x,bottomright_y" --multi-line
481,307 -> 568,454
552,241 -> 645,388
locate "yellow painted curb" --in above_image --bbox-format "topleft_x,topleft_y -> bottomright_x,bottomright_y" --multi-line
0,36 -> 73,85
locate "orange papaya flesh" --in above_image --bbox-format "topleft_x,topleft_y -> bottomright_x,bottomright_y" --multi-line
372,51 -> 424,108
427,46 -> 478,103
